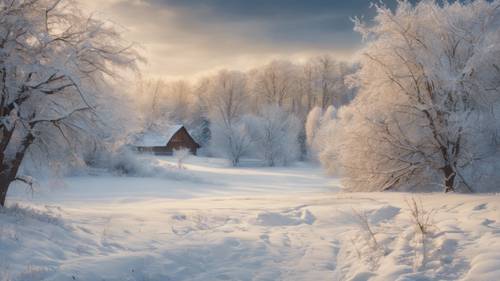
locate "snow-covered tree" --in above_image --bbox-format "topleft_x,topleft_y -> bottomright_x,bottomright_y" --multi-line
249,105 -> 301,166
321,0 -> 500,193
305,106 -> 337,160
210,120 -> 253,166
305,107 -> 323,157
206,70 -> 250,166
0,0 -> 140,206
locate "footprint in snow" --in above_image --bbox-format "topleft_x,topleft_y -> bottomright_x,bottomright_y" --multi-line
473,203 -> 488,211
282,234 -> 291,247
171,214 -> 187,221
481,218 -> 499,232
223,237 -> 241,248
482,218 -> 495,226
260,234 -> 270,243
255,209 -> 316,226
369,205 -> 401,224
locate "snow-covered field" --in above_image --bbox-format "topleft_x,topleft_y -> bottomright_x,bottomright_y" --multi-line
1,156 -> 499,281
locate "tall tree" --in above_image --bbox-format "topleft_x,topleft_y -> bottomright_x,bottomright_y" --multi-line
205,70 -> 250,166
321,0 -> 500,192
250,104 -> 301,166
251,60 -> 297,107
299,60 -> 316,113
0,0 -> 139,206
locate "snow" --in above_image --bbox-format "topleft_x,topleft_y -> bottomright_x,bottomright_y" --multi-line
130,125 -> 184,147
2,156 -> 500,281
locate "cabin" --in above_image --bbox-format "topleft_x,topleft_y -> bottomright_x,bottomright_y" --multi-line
131,125 -> 200,155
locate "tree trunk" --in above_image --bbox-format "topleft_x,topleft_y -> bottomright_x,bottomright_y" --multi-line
321,84 -> 328,110
232,157 -> 239,167
0,133 -> 34,207
0,158 -> 22,207
442,164 -> 456,193
0,173 -> 12,207
307,92 -> 312,112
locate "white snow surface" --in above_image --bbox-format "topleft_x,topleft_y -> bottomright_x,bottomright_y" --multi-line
1,156 -> 499,281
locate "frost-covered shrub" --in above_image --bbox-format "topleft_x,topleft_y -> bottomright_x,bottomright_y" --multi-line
78,146 -> 162,176
89,147 -> 204,182
0,204 -> 65,227
173,148 -> 191,169
108,148 -> 152,176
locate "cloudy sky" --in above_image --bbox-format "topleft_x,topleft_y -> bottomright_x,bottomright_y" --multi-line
80,0 -> 400,79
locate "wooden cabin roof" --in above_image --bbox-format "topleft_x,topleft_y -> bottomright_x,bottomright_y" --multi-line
130,124 -> 185,147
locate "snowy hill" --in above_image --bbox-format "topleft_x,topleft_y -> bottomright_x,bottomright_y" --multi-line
1,156 -> 499,281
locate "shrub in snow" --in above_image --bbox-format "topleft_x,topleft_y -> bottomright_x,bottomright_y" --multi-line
79,146 -> 204,182
102,147 -> 205,182
406,198 -> 437,270
351,209 -> 384,254
320,0 -> 500,192
0,204 -> 65,227
105,147 -> 161,176
173,148 -> 191,169
108,148 -> 152,176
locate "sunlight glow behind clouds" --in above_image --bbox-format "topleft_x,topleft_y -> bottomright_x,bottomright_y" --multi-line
79,0 -> 372,79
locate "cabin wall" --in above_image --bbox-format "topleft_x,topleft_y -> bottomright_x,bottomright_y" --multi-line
166,128 -> 199,155
136,146 -> 173,155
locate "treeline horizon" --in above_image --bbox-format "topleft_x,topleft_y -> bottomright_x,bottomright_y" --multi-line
132,56 -> 358,147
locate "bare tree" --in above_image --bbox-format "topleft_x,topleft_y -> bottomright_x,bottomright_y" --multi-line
166,80 -> 192,123
315,55 -> 337,109
248,104 -> 301,166
0,0 -> 140,206
210,120 -> 253,166
136,78 -> 165,130
251,60 -> 297,107
300,60 -> 317,113
203,70 -> 247,127
204,70 -> 250,166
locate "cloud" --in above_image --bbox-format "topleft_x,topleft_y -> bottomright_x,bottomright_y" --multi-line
79,0 -> 394,79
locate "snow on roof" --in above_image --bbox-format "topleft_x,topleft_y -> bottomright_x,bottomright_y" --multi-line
131,124 -> 184,147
